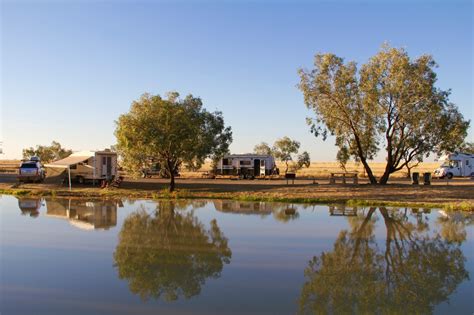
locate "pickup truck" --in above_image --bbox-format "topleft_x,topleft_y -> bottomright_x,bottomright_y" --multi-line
18,160 -> 45,183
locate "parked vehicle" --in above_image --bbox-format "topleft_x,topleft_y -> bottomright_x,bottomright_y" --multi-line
434,152 -> 474,179
216,154 -> 277,179
18,157 -> 45,183
141,161 -> 179,178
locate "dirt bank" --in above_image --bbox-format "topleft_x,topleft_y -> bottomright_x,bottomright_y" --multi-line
1,177 -> 473,211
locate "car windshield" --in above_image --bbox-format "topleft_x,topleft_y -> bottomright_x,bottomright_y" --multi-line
20,163 -> 38,168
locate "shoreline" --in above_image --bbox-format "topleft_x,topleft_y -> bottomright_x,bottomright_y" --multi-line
1,180 -> 473,211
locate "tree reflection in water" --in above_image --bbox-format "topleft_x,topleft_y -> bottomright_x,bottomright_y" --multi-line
299,207 -> 469,314
113,200 -> 232,301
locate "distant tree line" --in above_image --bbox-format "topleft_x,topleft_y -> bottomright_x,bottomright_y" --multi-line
22,141 -> 72,163
254,137 -> 310,174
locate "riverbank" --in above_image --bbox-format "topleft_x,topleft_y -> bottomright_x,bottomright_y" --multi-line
1,177 -> 473,211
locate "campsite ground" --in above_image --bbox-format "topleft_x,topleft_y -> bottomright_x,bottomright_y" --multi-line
1,160 -> 472,210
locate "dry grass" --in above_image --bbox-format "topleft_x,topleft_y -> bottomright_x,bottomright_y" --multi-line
181,161 -> 439,178
293,161 -> 438,178
0,159 -> 440,178
0,160 -> 20,174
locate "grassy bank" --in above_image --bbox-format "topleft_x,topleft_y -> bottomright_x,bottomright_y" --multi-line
1,185 -> 473,211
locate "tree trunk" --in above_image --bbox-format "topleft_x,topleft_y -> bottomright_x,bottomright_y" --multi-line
379,162 -> 393,185
360,157 -> 378,184
379,171 -> 391,185
169,173 -> 175,192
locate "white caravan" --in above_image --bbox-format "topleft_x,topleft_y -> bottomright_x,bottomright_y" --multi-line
216,154 -> 277,178
45,150 -> 118,183
433,152 -> 474,179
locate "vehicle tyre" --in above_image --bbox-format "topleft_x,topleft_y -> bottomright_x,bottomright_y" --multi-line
446,173 -> 453,179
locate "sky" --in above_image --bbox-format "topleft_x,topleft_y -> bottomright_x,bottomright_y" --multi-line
1,0 -> 473,161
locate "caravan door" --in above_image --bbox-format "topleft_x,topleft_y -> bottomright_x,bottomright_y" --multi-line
102,156 -> 112,178
260,160 -> 266,176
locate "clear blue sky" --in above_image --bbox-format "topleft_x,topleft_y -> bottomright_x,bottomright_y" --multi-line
1,0 -> 473,160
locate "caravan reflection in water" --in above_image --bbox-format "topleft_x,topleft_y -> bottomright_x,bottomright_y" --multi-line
45,198 -> 118,230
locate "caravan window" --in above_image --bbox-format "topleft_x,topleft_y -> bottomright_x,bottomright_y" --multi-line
222,158 -> 230,166
240,160 -> 251,166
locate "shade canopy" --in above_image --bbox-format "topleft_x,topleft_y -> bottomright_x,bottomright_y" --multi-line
44,153 -> 94,168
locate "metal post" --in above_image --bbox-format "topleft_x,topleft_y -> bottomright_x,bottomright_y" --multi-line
68,166 -> 72,191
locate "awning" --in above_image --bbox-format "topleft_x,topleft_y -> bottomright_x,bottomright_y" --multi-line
44,155 -> 92,168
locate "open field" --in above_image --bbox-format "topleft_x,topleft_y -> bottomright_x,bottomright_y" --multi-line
180,161 -> 440,178
0,160 -> 20,174
1,160 -> 440,178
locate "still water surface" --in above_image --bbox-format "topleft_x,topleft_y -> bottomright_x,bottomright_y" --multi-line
1,195 -> 473,314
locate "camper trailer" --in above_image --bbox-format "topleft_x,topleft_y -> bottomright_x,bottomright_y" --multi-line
433,152 -> 474,179
45,150 -> 117,183
216,154 -> 276,178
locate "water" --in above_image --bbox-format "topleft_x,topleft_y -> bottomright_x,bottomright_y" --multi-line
1,195 -> 473,314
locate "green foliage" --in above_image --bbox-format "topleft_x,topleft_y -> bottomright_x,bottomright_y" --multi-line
115,92 -> 232,191
459,141 -> 474,154
253,142 -> 272,155
22,141 -> 72,163
298,44 -> 470,184
299,207 -> 469,314
113,201 -> 232,301
336,145 -> 350,171
296,151 -> 311,170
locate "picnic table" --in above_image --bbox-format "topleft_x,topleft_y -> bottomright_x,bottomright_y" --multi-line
329,172 -> 358,184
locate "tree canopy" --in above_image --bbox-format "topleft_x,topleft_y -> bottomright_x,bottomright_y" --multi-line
115,92 -> 232,191
253,142 -> 273,155
298,44 -> 470,184
299,207 -> 469,314
113,201 -> 232,301
22,141 -> 72,163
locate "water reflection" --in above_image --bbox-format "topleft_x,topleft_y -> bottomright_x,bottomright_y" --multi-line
213,200 -> 300,222
45,198 -> 118,230
437,210 -> 474,244
299,207 -> 469,314
113,200 -> 232,301
17,197 -> 41,218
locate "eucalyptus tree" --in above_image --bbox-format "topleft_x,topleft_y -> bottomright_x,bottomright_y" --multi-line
115,92 -> 232,191
22,141 -> 72,163
253,138 -> 310,174
253,142 -> 273,155
298,44 -> 469,184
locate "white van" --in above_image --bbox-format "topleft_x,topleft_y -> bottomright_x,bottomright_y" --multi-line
433,153 -> 474,179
